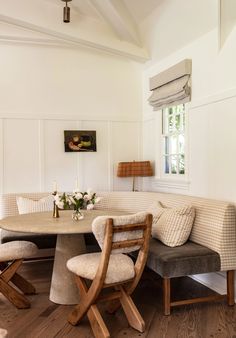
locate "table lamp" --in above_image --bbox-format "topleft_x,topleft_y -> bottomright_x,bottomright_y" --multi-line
117,160 -> 153,191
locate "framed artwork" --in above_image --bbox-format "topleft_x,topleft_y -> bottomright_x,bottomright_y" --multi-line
64,130 -> 97,152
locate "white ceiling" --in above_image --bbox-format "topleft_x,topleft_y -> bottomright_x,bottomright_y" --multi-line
0,0 -> 153,62
44,0 -> 163,24
0,0 -> 221,63
122,0 -> 164,22
45,0 -> 105,22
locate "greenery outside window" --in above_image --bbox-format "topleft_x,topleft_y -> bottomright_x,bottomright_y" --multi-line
162,104 -> 186,177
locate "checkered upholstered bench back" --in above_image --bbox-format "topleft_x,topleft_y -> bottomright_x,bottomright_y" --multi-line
0,191 -> 235,271
0,193 -> 56,251
0,193 -> 51,219
96,191 -> 236,271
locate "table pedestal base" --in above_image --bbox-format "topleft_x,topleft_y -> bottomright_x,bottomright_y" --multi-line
49,233 -> 86,305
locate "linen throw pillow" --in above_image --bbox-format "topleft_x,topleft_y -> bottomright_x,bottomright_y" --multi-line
16,195 -> 54,214
147,201 -> 165,228
150,203 -> 195,247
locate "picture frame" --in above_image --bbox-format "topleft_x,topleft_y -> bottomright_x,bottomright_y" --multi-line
64,130 -> 97,152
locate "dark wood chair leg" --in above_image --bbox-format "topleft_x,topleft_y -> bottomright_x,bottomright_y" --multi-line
119,286 -> 145,333
11,273 -> 36,295
227,270 -> 235,306
163,278 -> 171,315
0,278 -> 30,309
87,304 -> 110,338
106,299 -> 120,314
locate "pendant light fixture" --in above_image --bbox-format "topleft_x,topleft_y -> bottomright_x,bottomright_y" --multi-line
61,0 -> 72,23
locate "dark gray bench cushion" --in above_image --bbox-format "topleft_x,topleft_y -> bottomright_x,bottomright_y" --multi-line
1,230 -> 57,249
147,238 -> 221,278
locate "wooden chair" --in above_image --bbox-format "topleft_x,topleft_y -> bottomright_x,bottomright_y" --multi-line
0,240 -> 38,308
67,212 -> 152,338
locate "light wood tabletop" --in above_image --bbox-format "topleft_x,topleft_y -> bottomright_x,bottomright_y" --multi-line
0,209 -> 125,234
0,208 -> 128,305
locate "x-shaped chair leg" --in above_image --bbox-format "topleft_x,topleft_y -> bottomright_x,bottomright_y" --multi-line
119,286 -> 145,332
68,276 -> 110,338
0,261 -> 36,295
0,260 -> 31,309
11,273 -> 36,295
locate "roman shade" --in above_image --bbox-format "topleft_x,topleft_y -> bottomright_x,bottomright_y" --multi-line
148,59 -> 192,110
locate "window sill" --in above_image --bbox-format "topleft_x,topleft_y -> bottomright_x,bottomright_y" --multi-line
151,177 -> 190,191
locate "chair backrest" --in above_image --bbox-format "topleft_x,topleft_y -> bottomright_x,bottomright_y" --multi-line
92,211 -> 152,254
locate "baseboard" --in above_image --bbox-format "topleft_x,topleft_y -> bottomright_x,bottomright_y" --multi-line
190,271 -> 236,302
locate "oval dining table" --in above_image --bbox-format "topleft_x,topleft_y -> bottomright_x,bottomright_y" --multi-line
0,209 -> 125,305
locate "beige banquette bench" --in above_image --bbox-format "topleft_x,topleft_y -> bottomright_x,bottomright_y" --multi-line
0,193 -> 56,258
0,191 -> 235,315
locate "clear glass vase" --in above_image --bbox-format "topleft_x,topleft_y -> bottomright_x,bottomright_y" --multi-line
72,209 -> 84,221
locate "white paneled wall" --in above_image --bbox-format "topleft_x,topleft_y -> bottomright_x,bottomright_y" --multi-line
0,118 -> 141,194
0,40 -> 143,194
0,119 -> 3,194
3,119 -> 41,193
112,122 -> 141,191
43,119 -> 79,192
79,120 -> 110,192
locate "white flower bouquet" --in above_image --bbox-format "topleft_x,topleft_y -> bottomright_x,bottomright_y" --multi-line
54,189 -> 101,212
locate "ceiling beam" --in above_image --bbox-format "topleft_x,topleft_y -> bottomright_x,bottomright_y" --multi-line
0,14 -> 149,62
88,0 -> 141,45
219,0 -> 236,48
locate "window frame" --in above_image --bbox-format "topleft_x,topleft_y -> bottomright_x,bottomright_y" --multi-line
161,103 -> 188,180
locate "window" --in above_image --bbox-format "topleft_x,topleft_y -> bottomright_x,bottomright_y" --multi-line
162,104 -> 186,177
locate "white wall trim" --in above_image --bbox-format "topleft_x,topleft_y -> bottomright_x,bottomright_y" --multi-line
138,121 -> 143,190
191,86 -> 236,110
191,272 -> 236,302
142,110 -> 156,122
151,177 -> 190,191
143,87 -> 236,120
38,120 -> 45,192
191,272 -> 228,296
0,112 -> 141,123
76,121 -> 83,191
107,121 -> 113,191
191,273 -> 225,295
218,0 -> 221,50
0,119 -> 3,195
0,35 -> 69,47
138,121 -> 143,161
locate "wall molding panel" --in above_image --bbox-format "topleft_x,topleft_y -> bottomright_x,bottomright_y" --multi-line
0,112 -> 141,123
0,117 -> 140,194
143,86 -> 236,122
0,119 -> 3,195
38,120 -> 45,192
75,120 -> 84,192
191,86 -> 236,110
107,121 -> 113,192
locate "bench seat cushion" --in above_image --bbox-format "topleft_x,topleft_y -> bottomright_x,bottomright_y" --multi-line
1,230 -> 57,249
147,238 -> 221,278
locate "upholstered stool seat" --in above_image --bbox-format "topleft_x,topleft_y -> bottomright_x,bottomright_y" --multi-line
0,241 -> 38,261
147,238 -> 221,278
0,240 -> 38,309
67,252 -> 135,284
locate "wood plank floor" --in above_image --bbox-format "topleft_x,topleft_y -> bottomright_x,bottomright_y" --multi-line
0,260 -> 236,338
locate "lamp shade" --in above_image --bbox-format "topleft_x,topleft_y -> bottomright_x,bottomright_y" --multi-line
117,161 -> 153,177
